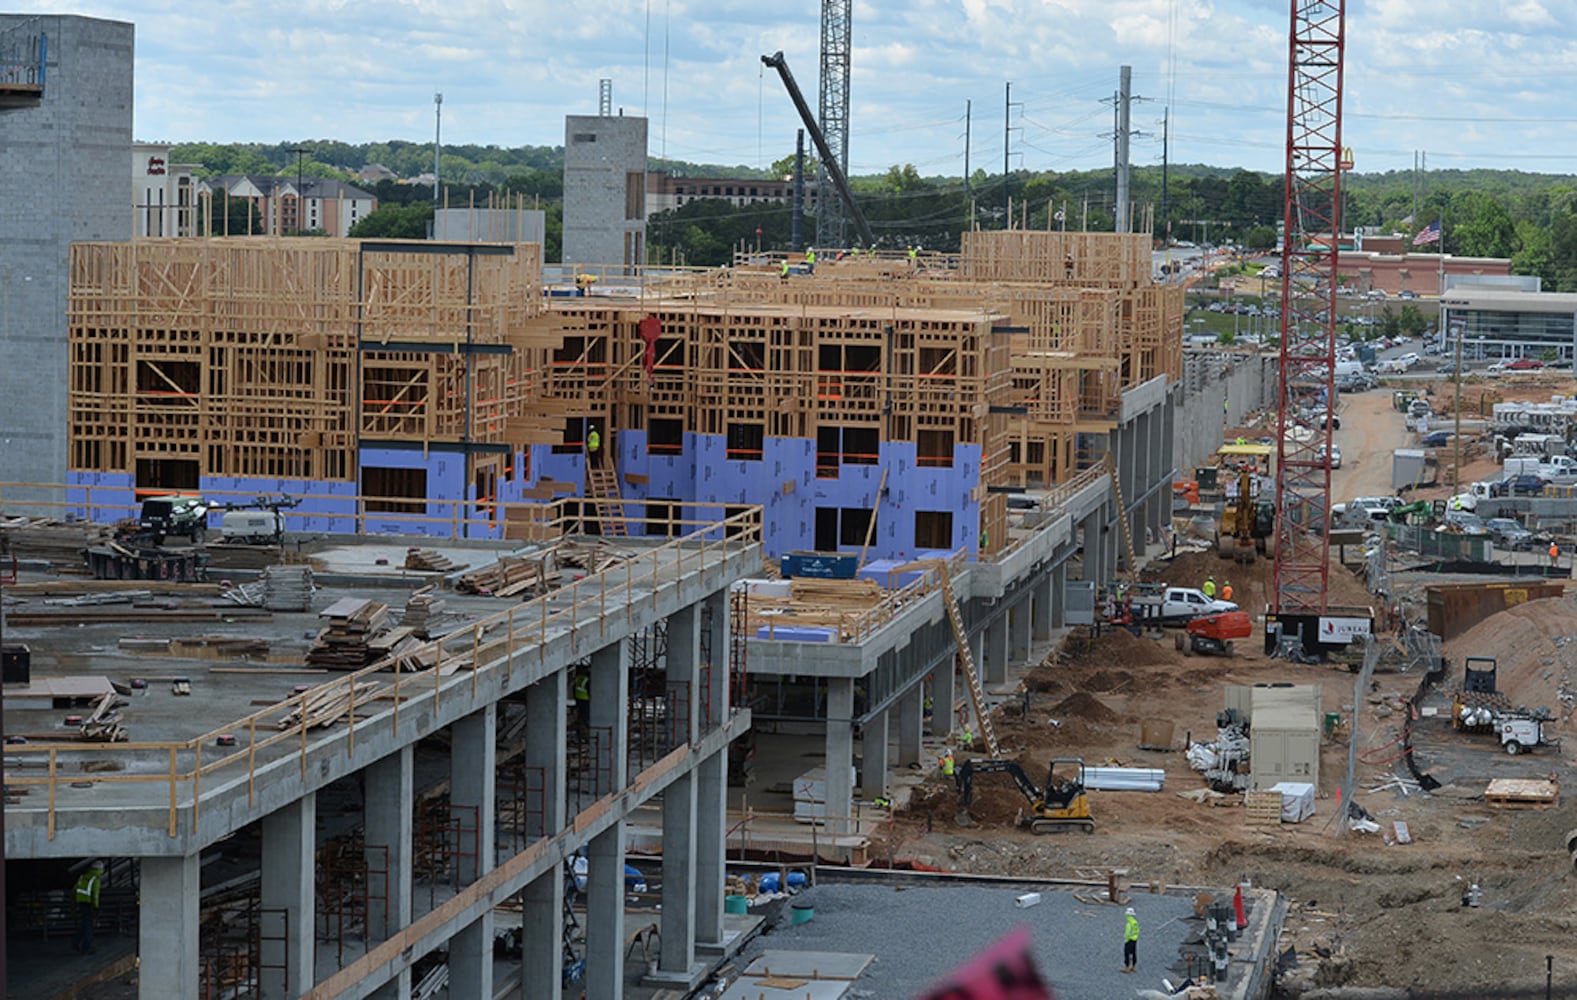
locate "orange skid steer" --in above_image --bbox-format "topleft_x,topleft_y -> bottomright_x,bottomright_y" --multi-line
1175,610 -> 1253,657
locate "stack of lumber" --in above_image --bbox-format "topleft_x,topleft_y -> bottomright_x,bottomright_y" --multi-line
455,555 -> 548,597
6,605 -> 273,626
0,516 -> 113,566
278,680 -> 383,730
117,635 -> 271,660
558,539 -> 630,574
78,692 -> 128,742
306,599 -> 392,669
261,564 -> 314,611
365,626 -> 438,672
404,547 -> 462,573
787,577 -> 884,611
400,588 -> 448,637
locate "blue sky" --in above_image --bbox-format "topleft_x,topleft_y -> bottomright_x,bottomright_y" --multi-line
30,0 -> 1577,177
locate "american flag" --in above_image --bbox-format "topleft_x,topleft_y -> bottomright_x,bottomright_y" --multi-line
1412,221 -> 1441,246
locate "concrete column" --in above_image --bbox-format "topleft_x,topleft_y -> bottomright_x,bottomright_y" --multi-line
139,854 -> 200,1000
859,707 -> 889,799
584,821 -> 626,1000
519,672 -> 567,1000
1009,599 -> 1031,663
703,590 -> 729,733
369,971 -> 411,1000
928,655 -> 955,738
653,772 -> 701,985
524,672 -> 567,839
260,796 -> 315,1000
895,684 -> 923,767
695,749 -> 728,951
1032,575 -> 1054,641
985,613 -> 1008,685
450,704 -> 496,884
824,676 -> 855,835
667,603 -> 701,747
449,913 -> 494,1000
590,639 -> 629,794
520,866 -> 564,1000
364,745 -> 413,944
1051,564 -> 1067,629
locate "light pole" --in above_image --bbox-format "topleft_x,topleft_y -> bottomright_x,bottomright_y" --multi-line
1451,318 -> 1466,495
433,92 -> 443,203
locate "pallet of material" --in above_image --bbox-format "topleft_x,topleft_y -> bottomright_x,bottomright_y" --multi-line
1485,778 -> 1559,808
557,539 -> 629,574
400,589 -> 448,637
788,577 -> 883,609
1243,790 -> 1285,826
404,547 -> 463,573
261,564 -> 314,612
306,600 -> 392,669
456,555 -> 548,596
0,516 -> 114,565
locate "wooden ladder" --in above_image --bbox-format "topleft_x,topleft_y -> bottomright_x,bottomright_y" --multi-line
583,463 -> 627,537
934,561 -> 1000,757
1103,452 -> 1136,578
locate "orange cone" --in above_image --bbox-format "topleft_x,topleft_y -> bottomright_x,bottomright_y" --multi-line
1233,883 -> 1247,929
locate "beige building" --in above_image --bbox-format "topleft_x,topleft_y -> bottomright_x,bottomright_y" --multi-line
198,175 -> 377,237
132,142 -> 200,237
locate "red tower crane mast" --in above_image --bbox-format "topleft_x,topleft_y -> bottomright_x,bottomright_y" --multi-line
1272,0 -> 1346,616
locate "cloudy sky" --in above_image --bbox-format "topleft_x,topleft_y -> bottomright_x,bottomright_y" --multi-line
28,0 -> 1577,177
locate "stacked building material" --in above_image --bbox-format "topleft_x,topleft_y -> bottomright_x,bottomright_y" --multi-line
400,589 -> 447,637
278,680 -> 383,729
78,691 -> 128,742
261,564 -> 314,612
0,516 -> 113,567
306,599 -> 392,669
455,555 -> 547,597
403,547 -> 461,573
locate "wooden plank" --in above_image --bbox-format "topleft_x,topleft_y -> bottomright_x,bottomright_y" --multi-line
1243,790 -> 1284,826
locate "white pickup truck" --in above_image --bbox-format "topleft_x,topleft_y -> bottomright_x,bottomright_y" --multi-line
1128,586 -> 1239,626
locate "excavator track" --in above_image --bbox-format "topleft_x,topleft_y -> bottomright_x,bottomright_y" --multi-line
1028,818 -> 1096,835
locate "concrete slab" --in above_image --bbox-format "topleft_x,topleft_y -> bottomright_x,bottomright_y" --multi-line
720,980 -> 849,1000
743,949 -> 873,979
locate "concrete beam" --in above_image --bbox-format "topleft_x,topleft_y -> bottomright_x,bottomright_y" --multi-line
984,614 -> 1008,685
1032,575 -> 1053,642
703,590 -> 730,732
260,796 -> 315,1000
651,773 -> 704,986
519,866 -> 564,1000
1009,598 -> 1031,663
448,913 -> 494,1000
584,822 -> 626,1000
859,707 -> 889,799
138,855 -> 200,1000
525,672 -> 567,839
694,749 -> 727,949
895,685 -> 923,767
928,656 -> 955,738
589,639 -> 629,794
667,603 -> 701,747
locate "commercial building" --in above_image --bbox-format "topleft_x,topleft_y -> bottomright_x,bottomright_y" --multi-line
0,13 -> 133,493
1440,287 -> 1577,363
645,170 -> 802,219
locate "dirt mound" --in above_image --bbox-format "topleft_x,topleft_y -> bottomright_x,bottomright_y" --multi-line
1443,594 -> 1577,725
1025,673 -> 1064,694
1054,626 -> 1177,669
1047,691 -> 1119,724
1080,668 -> 1134,692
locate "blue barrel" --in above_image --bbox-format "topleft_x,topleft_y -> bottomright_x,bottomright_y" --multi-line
724,895 -> 748,915
790,900 -> 814,925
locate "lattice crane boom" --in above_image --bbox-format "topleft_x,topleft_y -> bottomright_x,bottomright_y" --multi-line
1272,0 -> 1346,614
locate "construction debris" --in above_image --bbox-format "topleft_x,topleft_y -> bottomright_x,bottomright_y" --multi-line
0,516 -> 113,567
455,554 -> 549,597
403,547 -> 462,573
306,599 -> 393,669
261,564 -> 314,612
77,692 -> 128,742
278,680 -> 383,730
399,588 -> 449,637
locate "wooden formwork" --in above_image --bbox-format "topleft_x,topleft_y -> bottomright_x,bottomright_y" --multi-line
958,231 -> 1153,288
68,238 -> 552,485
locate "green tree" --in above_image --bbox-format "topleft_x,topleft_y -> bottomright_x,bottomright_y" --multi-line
1450,191 -> 1517,258
1379,306 -> 1402,339
1398,304 -> 1428,337
348,202 -> 433,239
1244,225 -> 1278,252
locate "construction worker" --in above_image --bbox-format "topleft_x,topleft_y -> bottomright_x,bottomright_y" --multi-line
960,723 -> 975,750
1203,575 -> 1217,600
939,748 -> 955,780
872,791 -> 891,809
573,671 -> 590,730
1551,542 -> 1561,570
1222,580 -> 1234,603
923,693 -> 934,719
805,247 -> 816,274
585,426 -> 601,467
74,859 -> 104,954
908,246 -> 917,263
1121,906 -> 1140,973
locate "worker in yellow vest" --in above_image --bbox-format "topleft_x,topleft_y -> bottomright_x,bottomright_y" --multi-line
939,748 -> 955,779
1203,576 -> 1217,599
1121,906 -> 1140,973
586,427 -> 601,467
74,860 -> 104,954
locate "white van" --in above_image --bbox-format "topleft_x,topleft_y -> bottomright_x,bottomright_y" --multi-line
1333,360 -> 1364,378
1399,352 -> 1420,369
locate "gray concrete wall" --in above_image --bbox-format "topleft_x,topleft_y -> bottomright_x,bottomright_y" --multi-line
1174,350 -> 1280,473
0,14 -> 134,489
561,114 -> 646,270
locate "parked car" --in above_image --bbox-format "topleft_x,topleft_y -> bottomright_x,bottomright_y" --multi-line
1484,517 -> 1535,550
1439,511 -> 1488,535
1420,430 -> 1455,448
1437,361 -> 1464,375
1505,358 -> 1544,371
1399,290 -> 1419,300
1318,443 -> 1343,468
1507,474 -> 1549,496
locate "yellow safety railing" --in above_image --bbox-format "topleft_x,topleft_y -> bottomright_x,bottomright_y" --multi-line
2,506 -> 762,840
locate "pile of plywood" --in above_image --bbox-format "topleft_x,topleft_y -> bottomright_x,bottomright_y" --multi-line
788,577 -> 883,610
399,587 -> 448,637
557,539 -> 631,575
306,599 -> 393,668
278,680 -> 383,730
456,555 -> 548,597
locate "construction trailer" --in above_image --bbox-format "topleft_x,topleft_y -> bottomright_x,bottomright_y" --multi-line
1227,683 -> 1322,792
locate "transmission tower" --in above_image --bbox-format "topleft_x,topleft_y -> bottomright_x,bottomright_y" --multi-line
817,0 -> 852,248
1272,0 -> 1346,616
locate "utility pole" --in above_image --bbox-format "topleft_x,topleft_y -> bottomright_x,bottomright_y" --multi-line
1115,65 -> 1132,232
433,92 -> 443,202
1003,83 -> 1020,230
1161,107 -> 1171,245
792,129 -> 805,252
964,99 -> 971,199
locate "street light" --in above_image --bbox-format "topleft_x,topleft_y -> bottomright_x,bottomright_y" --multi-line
1451,318 -> 1466,496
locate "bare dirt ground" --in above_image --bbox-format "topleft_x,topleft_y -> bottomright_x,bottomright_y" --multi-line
882,383 -> 1577,996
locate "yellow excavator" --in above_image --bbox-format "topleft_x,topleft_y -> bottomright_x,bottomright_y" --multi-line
954,757 -> 1095,834
1218,468 -> 1274,562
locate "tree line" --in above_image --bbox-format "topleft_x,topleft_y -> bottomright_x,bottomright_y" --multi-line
171,140 -> 1577,286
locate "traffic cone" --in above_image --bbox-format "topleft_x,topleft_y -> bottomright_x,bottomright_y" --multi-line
1233,883 -> 1248,929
